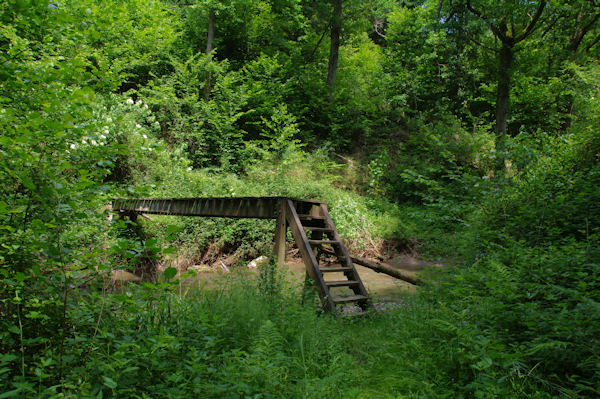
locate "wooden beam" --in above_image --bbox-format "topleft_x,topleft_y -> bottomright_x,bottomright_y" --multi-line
322,248 -> 421,285
273,199 -> 287,266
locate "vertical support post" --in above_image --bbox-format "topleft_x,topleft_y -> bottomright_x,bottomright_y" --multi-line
273,199 -> 287,266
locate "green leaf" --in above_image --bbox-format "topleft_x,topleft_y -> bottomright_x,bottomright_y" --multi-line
7,325 -> 20,334
162,247 -> 176,255
102,376 -> 117,389
473,356 -> 492,371
166,225 -> 180,235
0,389 -> 21,398
163,267 -> 177,280
144,239 -> 158,248
20,175 -> 35,190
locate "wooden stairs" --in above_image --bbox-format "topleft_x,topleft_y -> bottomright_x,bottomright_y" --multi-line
281,199 -> 370,313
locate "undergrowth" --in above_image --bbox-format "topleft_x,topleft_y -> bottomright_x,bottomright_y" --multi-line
124,143 -> 420,270
5,260 -> 586,398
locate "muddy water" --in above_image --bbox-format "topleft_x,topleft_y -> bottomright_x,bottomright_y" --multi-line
178,257 -> 424,302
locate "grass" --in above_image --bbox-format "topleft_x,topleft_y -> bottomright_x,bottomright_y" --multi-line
45,270 -> 457,398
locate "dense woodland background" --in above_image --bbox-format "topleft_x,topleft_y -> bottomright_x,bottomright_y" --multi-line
1,0 -> 599,397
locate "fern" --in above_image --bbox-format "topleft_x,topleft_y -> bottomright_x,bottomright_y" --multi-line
252,319 -> 285,362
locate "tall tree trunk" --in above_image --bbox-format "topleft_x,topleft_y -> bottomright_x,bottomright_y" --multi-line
204,9 -> 215,100
327,0 -> 342,91
495,43 -> 513,172
206,9 -> 215,55
496,43 -> 513,137
466,0 -> 547,173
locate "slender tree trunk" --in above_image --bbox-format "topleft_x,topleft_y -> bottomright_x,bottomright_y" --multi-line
465,1 -> 547,172
204,9 -> 215,100
495,42 -> 513,171
206,9 -> 215,55
327,0 -> 342,91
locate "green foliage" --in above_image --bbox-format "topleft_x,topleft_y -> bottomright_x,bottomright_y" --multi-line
0,0 -> 177,392
365,115 -> 494,230
6,275 -> 355,398
127,139 -> 409,261
2,0 -> 600,397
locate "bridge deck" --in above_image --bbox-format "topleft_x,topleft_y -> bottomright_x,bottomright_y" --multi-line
112,196 -> 370,314
112,196 -> 325,219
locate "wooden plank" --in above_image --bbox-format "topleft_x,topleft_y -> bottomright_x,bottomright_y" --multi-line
308,240 -> 339,245
325,280 -> 360,287
113,197 -> 281,219
332,295 -> 368,303
319,266 -> 352,273
112,197 -> 330,219
285,199 -> 336,312
303,227 -> 333,232
297,214 -> 326,220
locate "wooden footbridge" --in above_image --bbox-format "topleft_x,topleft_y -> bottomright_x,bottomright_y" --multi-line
112,197 -> 370,312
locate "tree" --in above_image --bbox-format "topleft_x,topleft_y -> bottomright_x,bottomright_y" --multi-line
564,0 -> 600,54
327,0 -> 342,91
205,7 -> 216,99
551,0 -> 600,128
465,0 -> 547,170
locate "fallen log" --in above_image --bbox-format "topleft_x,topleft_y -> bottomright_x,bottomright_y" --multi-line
322,248 -> 420,285
351,255 -> 421,285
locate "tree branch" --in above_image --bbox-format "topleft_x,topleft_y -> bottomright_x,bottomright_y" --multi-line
305,22 -> 331,63
514,1 -> 547,43
463,29 -> 499,53
373,19 -> 387,39
585,32 -> 600,52
569,12 -> 600,52
466,0 -> 506,41
540,16 -> 559,39
581,11 -> 600,38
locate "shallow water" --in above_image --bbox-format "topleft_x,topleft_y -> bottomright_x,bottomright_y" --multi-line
285,261 -> 416,301
177,257 -> 422,302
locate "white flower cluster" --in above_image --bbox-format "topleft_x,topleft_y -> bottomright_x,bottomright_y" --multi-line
68,125 -> 111,151
125,98 -> 150,109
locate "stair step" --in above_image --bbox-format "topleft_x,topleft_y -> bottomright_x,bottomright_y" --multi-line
332,295 -> 368,304
297,214 -> 325,220
319,266 -> 352,273
303,226 -> 332,232
325,280 -> 360,287
308,240 -> 339,246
